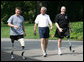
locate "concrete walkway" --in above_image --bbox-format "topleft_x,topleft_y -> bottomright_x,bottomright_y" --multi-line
1,38 -> 83,61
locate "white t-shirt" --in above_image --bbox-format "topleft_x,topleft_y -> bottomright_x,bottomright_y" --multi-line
35,14 -> 52,27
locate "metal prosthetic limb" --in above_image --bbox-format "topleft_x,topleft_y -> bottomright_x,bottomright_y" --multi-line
67,38 -> 75,52
18,38 -> 26,60
21,46 -> 26,60
11,40 -> 14,59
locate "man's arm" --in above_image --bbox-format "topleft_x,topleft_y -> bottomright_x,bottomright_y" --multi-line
55,23 -> 63,32
47,15 -> 53,30
8,22 -> 19,29
50,23 -> 53,30
34,23 -> 37,35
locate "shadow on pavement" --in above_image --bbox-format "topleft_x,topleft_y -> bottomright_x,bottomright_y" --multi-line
1,51 -> 41,61
62,52 -> 83,56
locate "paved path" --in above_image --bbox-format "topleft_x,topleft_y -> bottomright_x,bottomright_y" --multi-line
1,38 -> 83,61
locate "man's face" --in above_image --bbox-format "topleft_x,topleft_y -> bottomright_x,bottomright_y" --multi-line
15,9 -> 21,15
61,7 -> 66,13
41,9 -> 46,15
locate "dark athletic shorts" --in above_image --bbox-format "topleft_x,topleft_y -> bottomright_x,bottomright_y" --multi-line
10,35 -> 24,41
39,27 -> 49,38
54,28 -> 70,39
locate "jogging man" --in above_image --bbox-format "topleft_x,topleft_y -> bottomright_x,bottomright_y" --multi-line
54,6 -> 73,55
7,7 -> 26,59
34,7 -> 53,57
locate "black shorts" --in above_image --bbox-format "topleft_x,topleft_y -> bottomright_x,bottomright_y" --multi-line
39,27 -> 50,38
54,28 -> 70,39
10,35 -> 24,41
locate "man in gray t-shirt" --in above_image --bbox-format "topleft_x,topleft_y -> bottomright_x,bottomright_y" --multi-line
7,14 -> 24,35
7,7 -> 26,60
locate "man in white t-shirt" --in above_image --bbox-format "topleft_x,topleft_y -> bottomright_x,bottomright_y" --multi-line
34,7 -> 53,57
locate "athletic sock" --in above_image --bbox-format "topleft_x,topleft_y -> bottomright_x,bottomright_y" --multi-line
58,47 -> 61,51
58,47 -> 62,55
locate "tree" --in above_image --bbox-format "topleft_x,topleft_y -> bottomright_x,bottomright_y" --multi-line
1,1 -> 83,24
1,1 -> 36,24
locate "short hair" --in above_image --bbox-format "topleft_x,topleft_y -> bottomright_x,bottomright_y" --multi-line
61,6 -> 66,9
15,7 -> 21,10
41,6 -> 47,11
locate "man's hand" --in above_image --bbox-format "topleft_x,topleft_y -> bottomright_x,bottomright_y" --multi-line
14,25 -> 19,29
8,23 -> 19,29
34,30 -> 36,36
55,23 -> 63,32
24,32 -> 26,36
50,26 -> 53,30
59,28 -> 63,32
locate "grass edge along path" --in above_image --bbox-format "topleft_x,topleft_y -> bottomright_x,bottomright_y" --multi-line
1,21 -> 83,41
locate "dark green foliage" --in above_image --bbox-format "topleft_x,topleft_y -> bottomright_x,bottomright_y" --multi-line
1,1 -> 36,24
47,1 -> 83,22
1,1 -> 83,24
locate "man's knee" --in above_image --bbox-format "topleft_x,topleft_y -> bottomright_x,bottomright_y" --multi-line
58,38 -> 62,42
45,38 -> 48,43
40,38 -> 44,44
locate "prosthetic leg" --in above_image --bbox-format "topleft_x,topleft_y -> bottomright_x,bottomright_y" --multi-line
67,36 -> 75,52
18,38 -> 26,60
21,46 -> 26,59
11,39 -> 15,59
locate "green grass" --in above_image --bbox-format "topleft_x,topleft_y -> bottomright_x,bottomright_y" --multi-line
1,21 -> 83,40
70,21 -> 83,40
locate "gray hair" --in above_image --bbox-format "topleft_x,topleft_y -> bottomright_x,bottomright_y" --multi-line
41,6 -> 47,11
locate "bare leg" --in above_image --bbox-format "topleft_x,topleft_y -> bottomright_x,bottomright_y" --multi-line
58,38 -> 62,55
58,38 -> 62,48
40,38 -> 45,53
45,38 -> 48,51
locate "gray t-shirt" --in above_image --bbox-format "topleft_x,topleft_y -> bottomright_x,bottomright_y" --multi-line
7,14 -> 24,35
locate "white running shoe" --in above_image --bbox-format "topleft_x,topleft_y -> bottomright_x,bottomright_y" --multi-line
11,55 -> 14,59
43,52 -> 47,57
43,51 -> 47,57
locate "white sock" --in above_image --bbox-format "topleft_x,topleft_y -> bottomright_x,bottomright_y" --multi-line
58,47 -> 61,50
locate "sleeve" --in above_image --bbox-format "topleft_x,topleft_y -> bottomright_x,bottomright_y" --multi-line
7,16 -> 13,23
48,15 -> 52,24
35,15 -> 39,24
54,14 -> 59,23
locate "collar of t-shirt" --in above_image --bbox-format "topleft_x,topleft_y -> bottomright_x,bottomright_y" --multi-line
40,13 -> 46,16
14,14 -> 21,17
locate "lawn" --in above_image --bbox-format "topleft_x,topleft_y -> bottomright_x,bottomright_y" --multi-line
1,21 -> 83,40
